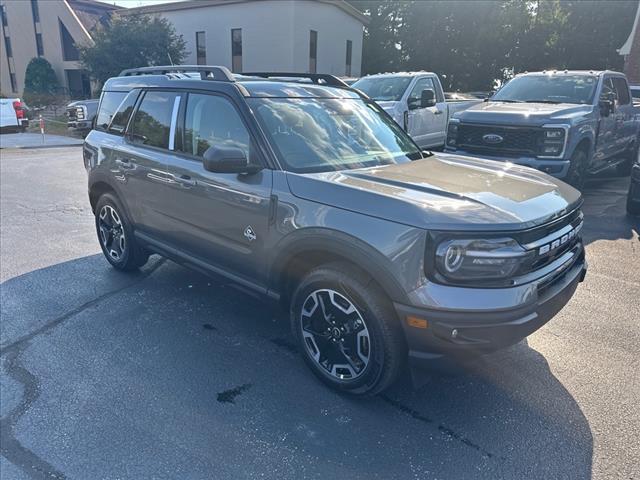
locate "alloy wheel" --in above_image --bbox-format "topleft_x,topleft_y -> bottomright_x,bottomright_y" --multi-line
98,205 -> 126,261
300,289 -> 371,380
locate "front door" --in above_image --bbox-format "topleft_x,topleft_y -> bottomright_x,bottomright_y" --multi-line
406,77 -> 447,149
593,77 -> 619,168
163,92 -> 273,287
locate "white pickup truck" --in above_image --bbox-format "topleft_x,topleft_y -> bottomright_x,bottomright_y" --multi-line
352,72 -> 480,149
0,97 -> 29,132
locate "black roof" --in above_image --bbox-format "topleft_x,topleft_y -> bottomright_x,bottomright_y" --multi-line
103,66 -> 360,99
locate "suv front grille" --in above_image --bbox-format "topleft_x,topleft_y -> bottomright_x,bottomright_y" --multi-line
457,124 -> 544,157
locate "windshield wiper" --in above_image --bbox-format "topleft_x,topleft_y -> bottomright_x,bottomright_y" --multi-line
524,100 -> 561,104
488,99 -> 522,103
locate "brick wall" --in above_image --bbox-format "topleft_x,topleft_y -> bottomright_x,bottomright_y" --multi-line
625,15 -> 640,83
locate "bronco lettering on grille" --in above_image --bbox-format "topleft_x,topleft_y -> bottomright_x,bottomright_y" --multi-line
538,224 -> 580,256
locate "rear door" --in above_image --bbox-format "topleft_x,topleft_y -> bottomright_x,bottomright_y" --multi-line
406,76 -> 447,148
162,92 -> 273,287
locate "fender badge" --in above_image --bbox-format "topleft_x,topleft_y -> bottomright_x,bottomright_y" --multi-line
244,226 -> 257,242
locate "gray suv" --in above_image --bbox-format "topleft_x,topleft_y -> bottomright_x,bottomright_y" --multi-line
84,66 -> 587,395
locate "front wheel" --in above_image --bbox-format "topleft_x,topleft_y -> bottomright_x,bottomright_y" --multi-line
95,193 -> 149,271
290,264 -> 406,395
565,148 -> 588,190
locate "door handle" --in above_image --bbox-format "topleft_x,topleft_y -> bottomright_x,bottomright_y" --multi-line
176,175 -> 196,187
434,110 -> 444,115
147,172 -> 176,184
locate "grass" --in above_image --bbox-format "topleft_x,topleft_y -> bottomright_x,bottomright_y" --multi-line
26,114 -> 83,138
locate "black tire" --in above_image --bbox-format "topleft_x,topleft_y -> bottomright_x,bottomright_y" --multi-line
290,263 -> 406,395
627,181 -> 640,216
565,148 -> 588,190
94,193 -> 149,271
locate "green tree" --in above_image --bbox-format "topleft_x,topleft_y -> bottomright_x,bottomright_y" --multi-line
78,14 -> 187,88
23,57 -> 61,105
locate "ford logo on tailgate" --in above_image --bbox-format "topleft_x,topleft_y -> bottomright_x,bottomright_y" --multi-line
482,133 -> 504,144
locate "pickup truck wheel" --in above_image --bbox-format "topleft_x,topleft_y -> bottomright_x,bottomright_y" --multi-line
566,148 -> 587,190
291,264 -> 405,395
95,193 -> 149,271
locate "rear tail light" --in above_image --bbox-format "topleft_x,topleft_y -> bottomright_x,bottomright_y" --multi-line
12,100 -> 24,119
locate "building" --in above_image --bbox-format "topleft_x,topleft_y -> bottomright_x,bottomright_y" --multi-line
0,0 -> 117,98
120,0 -> 366,77
619,2 -> 640,84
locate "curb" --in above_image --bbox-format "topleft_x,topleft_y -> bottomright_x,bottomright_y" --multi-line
0,143 -> 83,150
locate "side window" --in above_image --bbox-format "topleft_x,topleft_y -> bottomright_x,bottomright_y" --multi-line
95,91 -> 127,131
107,90 -> 140,135
612,77 -> 630,105
408,77 -> 436,107
182,93 -> 250,159
600,78 -> 616,101
129,91 -> 180,150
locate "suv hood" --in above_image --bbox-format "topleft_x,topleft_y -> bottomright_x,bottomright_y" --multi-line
454,101 -> 592,125
287,153 -> 581,231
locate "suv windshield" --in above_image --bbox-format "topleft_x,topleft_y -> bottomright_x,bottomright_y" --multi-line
351,76 -> 412,102
492,75 -> 598,104
250,97 -> 421,173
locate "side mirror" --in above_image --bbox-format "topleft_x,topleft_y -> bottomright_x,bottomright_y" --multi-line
202,146 -> 261,174
420,89 -> 436,108
599,98 -> 614,117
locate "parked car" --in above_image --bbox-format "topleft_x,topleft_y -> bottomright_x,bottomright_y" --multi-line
66,99 -> 99,132
351,72 -> 481,150
0,97 -> 29,132
84,66 -> 587,395
446,70 -> 640,189
627,146 -> 640,215
631,84 -> 640,106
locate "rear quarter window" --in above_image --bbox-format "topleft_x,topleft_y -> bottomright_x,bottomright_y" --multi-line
95,91 -> 127,131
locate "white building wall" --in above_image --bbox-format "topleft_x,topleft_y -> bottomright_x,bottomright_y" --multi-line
292,0 -> 363,76
147,0 -> 363,76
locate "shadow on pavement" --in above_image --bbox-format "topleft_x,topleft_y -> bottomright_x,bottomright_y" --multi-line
1,253 -> 593,479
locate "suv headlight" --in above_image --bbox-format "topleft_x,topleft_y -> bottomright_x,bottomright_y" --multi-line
446,120 -> 459,147
539,126 -> 567,157
435,237 -> 533,282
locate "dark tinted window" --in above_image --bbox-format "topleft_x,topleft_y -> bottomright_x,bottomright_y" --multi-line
183,93 -> 250,158
631,87 -> 640,100
612,77 -> 631,105
600,78 -> 616,101
196,31 -> 206,65
95,91 -> 127,131
232,29 -> 242,73
129,91 -> 180,150
59,20 -> 79,61
107,90 -> 140,135
35,33 -> 43,56
345,40 -> 352,76
309,30 -> 317,73
4,36 -> 12,57
30,0 -> 39,23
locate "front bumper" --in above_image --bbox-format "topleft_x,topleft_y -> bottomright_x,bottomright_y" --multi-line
395,250 -> 586,368
444,148 -> 570,178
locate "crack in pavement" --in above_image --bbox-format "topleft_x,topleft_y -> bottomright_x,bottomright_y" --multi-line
0,259 -> 166,479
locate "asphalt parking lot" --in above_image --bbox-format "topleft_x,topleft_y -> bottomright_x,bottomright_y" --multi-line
1,146 -> 638,480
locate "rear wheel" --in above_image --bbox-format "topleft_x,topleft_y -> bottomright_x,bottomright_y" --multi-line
95,193 -> 148,271
291,263 -> 406,395
566,148 -> 588,190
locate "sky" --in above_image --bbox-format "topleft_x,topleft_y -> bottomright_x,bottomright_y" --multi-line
109,0 -> 185,8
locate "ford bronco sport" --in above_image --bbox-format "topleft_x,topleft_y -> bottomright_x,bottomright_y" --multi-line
84,66 -> 587,395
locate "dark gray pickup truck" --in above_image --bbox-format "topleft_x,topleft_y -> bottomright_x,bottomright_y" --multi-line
84,66 -> 587,395
446,71 -> 640,189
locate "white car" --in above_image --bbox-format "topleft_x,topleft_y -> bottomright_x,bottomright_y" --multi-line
0,98 -> 29,132
352,72 -> 480,149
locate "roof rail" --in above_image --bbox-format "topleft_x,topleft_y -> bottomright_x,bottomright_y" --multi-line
118,65 -> 235,82
242,72 -> 349,87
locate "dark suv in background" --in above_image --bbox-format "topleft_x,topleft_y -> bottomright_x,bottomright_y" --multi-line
84,66 -> 587,395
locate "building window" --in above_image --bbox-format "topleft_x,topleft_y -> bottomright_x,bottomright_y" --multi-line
59,20 -> 79,61
345,40 -> 352,77
231,28 -> 242,73
309,30 -> 318,73
4,35 -> 11,57
35,33 -> 44,56
196,31 -> 206,65
1,5 -> 8,27
30,0 -> 39,23
9,72 -> 17,92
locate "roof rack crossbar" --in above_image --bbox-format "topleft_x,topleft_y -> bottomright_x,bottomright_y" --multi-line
242,72 -> 349,88
118,65 -> 235,82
